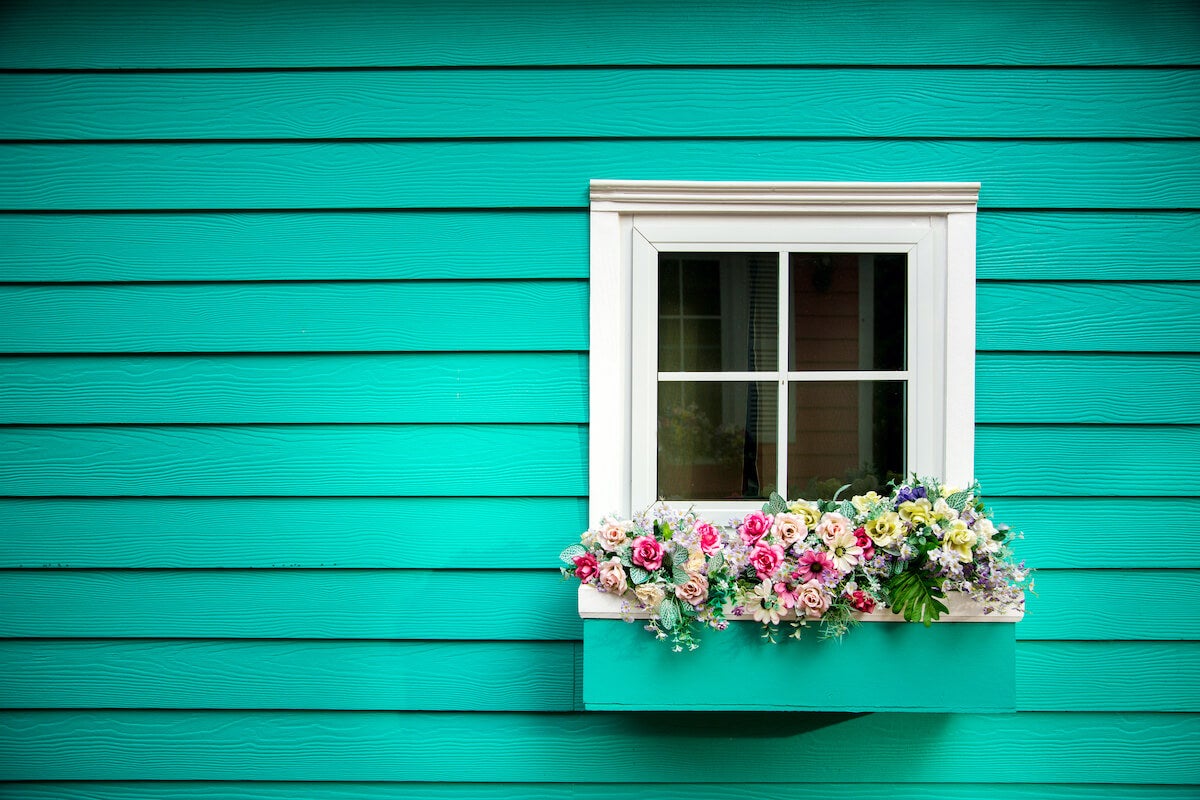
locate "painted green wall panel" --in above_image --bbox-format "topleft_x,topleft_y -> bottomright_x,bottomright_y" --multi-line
0,353 -> 588,424
3,784 -> 1199,800
3,0 -> 1197,67
1019,571 -> 1200,641
3,141 -> 1198,211
0,710 -> 1195,782
0,211 -> 588,283
977,211 -> 1200,281
0,497 -> 586,569
0,570 -> 579,640
976,354 -> 1200,423
0,425 -> 587,496
977,283 -> 1200,352
5,69 -> 1197,140
0,640 -> 577,711
0,282 -> 587,353
0,569 -> 1188,642
985,497 -> 1200,568
976,425 -> 1200,495
1016,641 -> 1200,711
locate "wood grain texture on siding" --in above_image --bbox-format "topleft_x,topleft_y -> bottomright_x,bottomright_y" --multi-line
0,425 -> 587,496
0,353 -> 588,424
975,425 -> 1200,496
0,569 -> 1187,642
0,211 -> 587,283
2,0 -> 1197,67
1019,570 -> 1200,641
977,211 -> 1200,281
6,786 -> 1200,800
3,140 -> 1199,211
0,640 -> 577,711
3,784 -> 1198,800
0,570 -> 580,640
0,497 -> 587,569
977,283 -> 1200,352
4,69 -> 1197,140
986,497 -> 1200,568
1016,641 -> 1200,711
976,354 -> 1200,423
3,639 -> 1188,712
0,282 -> 587,353
0,710 -> 1195,782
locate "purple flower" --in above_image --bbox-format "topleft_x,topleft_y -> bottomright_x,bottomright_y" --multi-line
895,485 -> 928,505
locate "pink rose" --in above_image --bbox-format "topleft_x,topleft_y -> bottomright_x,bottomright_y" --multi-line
696,522 -> 721,556
631,536 -> 664,571
749,542 -> 785,580
675,572 -> 709,606
847,589 -> 876,613
854,526 -> 875,560
816,512 -> 851,546
739,511 -> 773,545
797,578 -> 831,620
573,552 -> 598,583
597,557 -> 628,595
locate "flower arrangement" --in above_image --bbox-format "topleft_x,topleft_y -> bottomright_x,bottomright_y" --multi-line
560,477 -> 1031,650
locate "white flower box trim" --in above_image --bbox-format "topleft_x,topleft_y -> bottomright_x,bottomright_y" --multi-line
578,583 -> 1023,623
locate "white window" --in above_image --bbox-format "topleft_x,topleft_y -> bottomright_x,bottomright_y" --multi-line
589,181 -> 979,521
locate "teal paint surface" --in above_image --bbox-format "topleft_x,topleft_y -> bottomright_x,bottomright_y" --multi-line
0,0 -> 1196,797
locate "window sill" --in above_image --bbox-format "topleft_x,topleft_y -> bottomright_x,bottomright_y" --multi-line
578,585 -> 1021,712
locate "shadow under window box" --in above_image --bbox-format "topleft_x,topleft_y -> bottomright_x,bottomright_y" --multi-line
579,584 -> 1022,713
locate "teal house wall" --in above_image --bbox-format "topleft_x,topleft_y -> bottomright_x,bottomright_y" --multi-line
1,0 -> 1198,796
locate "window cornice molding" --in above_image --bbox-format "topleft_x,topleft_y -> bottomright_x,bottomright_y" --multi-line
589,180 -> 980,215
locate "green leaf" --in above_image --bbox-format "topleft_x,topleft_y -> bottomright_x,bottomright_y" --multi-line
833,483 -> 852,501
658,598 -> 681,631
558,544 -> 587,563
887,570 -> 950,626
836,500 -> 856,518
946,490 -> 971,512
764,492 -> 788,515
672,567 -> 689,585
708,551 -> 725,571
629,565 -> 650,585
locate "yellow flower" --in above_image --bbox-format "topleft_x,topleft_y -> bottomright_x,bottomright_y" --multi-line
851,492 -> 882,512
940,485 -> 961,498
899,498 -> 934,527
943,519 -> 978,562
867,512 -> 904,547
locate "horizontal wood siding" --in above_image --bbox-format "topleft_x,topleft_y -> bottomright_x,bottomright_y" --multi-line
2,1 -> 1197,798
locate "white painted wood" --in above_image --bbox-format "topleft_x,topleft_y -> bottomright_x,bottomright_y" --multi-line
578,584 -> 1023,622
588,180 -> 979,519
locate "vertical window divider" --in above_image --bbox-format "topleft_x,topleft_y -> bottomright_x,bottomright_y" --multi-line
776,250 -> 789,500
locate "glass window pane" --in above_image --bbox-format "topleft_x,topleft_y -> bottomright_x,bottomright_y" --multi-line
789,253 -> 906,371
658,381 -> 778,501
658,253 -> 778,373
787,381 -> 905,498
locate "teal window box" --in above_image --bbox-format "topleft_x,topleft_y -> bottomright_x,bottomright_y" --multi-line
579,585 -> 1022,712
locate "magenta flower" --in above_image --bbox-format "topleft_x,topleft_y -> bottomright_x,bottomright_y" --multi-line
631,535 -> 664,571
739,511 -> 773,546
795,549 -> 837,583
854,526 -> 875,560
573,552 -> 599,583
749,542 -> 785,581
696,522 -> 721,556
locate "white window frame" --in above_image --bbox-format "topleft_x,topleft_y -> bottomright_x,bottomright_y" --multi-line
589,181 -> 979,522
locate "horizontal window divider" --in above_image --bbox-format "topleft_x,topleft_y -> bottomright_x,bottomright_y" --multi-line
657,370 -> 909,381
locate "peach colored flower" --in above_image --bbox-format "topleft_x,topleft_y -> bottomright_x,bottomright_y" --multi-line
774,512 -> 808,547
816,512 -> 852,547
675,572 -> 709,606
597,557 -> 628,594
796,578 -> 831,620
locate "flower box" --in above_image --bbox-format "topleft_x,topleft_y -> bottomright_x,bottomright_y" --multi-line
579,584 -> 1022,712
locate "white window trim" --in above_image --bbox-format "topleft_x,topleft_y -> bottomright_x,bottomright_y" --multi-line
589,181 -> 979,522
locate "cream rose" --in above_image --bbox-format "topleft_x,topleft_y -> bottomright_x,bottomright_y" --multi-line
774,512 -> 808,547
932,497 -> 959,522
596,522 -> 630,552
788,501 -> 821,529
851,491 -> 882,512
634,583 -> 665,609
899,498 -> 934,527
816,512 -> 852,547
597,557 -> 628,594
796,578 -> 831,620
674,572 -> 709,606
